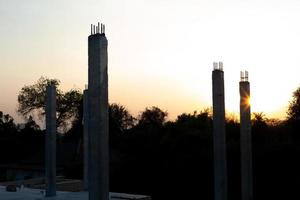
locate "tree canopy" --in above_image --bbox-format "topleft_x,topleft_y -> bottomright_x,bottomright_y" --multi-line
0,112 -> 16,135
287,86 -> 300,121
138,106 -> 167,127
17,77 -> 82,130
109,103 -> 136,133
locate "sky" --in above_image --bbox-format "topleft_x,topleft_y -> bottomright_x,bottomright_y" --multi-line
1,0 -> 300,123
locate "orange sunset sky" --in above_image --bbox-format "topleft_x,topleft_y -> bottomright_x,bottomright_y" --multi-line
1,0 -> 300,123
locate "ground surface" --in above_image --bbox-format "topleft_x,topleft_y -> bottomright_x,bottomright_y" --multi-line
0,186 -> 151,200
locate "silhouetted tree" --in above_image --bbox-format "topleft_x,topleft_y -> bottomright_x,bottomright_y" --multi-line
137,106 -> 167,127
0,111 -> 17,135
285,86 -> 300,143
252,112 -> 267,128
287,86 -> 300,121
23,116 -> 40,131
17,77 -> 82,130
109,103 -> 136,133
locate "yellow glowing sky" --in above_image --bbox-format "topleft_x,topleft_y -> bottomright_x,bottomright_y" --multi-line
1,0 -> 300,122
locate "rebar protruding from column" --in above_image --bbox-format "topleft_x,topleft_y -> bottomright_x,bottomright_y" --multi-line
212,62 -> 228,200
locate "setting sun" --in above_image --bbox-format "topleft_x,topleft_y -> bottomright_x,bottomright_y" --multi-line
246,96 -> 251,107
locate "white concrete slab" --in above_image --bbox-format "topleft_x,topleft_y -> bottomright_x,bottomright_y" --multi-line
0,186 -> 151,200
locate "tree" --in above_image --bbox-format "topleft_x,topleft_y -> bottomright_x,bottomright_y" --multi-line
0,111 -> 17,135
252,112 -> 267,127
287,87 -> 300,121
56,89 -> 82,129
286,87 -> 300,143
17,77 -> 82,130
22,116 -> 40,131
109,103 -> 136,133
176,109 -> 212,131
138,106 -> 168,127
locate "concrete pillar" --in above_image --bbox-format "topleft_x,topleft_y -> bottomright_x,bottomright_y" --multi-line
45,84 -> 56,197
240,71 -> 253,200
88,23 -> 109,200
212,62 -> 227,200
83,88 -> 89,191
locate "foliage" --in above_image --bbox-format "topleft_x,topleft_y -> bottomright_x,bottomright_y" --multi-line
17,77 -> 60,116
17,77 -> 82,130
252,112 -> 267,128
0,102 -> 298,199
137,106 -> 167,127
4,82 -> 300,199
109,103 -> 136,133
0,111 -> 17,135
287,87 -> 300,121
22,116 -> 40,131
56,89 -> 82,129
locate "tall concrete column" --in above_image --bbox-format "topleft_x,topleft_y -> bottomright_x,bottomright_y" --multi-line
212,62 -> 227,200
88,23 -> 109,200
83,88 -> 89,191
240,71 -> 253,200
45,84 -> 56,197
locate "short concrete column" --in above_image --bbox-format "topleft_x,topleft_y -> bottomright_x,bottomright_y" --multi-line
45,84 -> 56,197
212,62 -> 228,200
240,71 -> 253,200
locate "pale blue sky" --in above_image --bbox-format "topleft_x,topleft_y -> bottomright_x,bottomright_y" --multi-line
1,0 -> 300,122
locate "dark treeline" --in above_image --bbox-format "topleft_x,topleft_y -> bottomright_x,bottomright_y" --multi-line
1,77 -> 300,200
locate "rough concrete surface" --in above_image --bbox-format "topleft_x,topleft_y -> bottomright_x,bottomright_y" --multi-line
88,32 -> 109,200
212,65 -> 228,200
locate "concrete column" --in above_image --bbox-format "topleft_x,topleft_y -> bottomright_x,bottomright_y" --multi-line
240,71 -> 253,200
45,84 -> 56,197
212,62 -> 227,200
83,88 -> 89,191
88,24 -> 109,200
